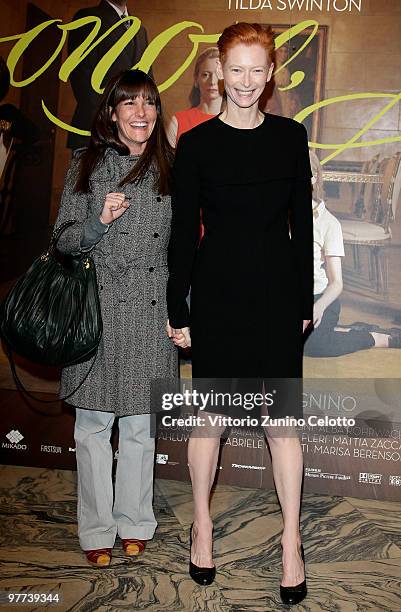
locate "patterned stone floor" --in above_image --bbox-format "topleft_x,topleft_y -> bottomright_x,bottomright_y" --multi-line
0,465 -> 401,611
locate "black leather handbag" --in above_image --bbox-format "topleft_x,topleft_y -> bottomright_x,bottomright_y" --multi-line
0,220 -> 103,369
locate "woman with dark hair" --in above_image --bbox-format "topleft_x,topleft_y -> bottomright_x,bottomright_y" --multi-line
167,23 -> 313,604
167,47 -> 223,146
55,69 -> 177,567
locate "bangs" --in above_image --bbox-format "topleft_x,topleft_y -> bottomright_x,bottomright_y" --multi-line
111,71 -> 159,107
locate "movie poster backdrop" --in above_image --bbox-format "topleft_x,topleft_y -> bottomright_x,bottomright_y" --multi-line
0,0 -> 400,501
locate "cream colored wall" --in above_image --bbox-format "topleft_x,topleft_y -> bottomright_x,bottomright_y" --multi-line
1,0 -> 400,220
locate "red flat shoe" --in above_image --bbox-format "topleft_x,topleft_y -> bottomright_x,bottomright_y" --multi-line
84,548 -> 112,567
122,538 -> 146,557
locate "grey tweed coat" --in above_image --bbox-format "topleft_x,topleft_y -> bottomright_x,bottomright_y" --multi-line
55,148 -> 178,416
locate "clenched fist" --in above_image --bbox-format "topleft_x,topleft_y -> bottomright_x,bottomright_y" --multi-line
100,192 -> 130,225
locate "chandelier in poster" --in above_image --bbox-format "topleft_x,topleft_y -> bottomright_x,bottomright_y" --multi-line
1,12 -> 400,163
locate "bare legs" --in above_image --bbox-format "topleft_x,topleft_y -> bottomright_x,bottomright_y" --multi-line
264,428 -> 304,586
188,417 -> 304,584
187,419 -> 223,568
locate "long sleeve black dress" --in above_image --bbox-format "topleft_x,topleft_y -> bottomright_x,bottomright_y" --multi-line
167,113 -> 313,418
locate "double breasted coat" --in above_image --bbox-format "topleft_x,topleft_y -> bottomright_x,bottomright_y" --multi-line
55,149 -> 178,416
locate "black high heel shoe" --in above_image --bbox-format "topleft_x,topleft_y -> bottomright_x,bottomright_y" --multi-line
280,544 -> 307,606
189,523 -> 216,586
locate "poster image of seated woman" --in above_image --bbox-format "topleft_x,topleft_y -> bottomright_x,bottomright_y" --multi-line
304,151 -> 401,357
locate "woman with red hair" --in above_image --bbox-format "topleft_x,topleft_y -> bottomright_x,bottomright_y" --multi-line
167,23 -> 313,604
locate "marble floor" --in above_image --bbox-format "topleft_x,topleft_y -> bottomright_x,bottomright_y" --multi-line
1,466 -> 401,611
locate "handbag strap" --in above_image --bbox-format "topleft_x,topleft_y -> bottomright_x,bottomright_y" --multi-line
4,341 -> 98,404
48,219 -> 77,255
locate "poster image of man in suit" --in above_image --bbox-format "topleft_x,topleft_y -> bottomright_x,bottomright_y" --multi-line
67,0 -> 151,150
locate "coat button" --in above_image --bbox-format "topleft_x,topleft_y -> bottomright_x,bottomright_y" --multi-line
156,196 -> 162,202
151,299 -> 157,306
149,267 -> 154,272
153,232 -> 159,238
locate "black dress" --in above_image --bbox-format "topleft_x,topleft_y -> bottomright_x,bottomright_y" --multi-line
167,113 -> 313,417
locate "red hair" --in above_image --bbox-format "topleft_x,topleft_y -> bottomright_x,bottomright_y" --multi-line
217,22 -> 275,65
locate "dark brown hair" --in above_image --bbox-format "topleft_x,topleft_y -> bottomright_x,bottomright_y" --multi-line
74,70 -> 173,195
217,22 -> 275,66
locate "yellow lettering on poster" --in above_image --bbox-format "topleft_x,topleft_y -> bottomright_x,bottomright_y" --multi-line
41,100 -> 90,135
89,19 -> 141,92
60,17 -> 141,91
58,17 -> 101,82
1,19 -> 66,87
1,15 -> 401,156
295,92 -> 401,163
136,22 -> 217,92
274,20 -> 318,90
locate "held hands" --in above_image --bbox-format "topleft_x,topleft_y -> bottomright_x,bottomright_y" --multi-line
166,320 -> 191,349
167,320 -> 311,343
100,192 -> 130,225
167,320 -> 311,345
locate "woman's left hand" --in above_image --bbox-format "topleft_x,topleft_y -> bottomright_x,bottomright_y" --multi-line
166,320 -> 174,338
303,319 -> 312,333
166,321 -> 191,348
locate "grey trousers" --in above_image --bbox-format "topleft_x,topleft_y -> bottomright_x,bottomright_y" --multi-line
74,408 -> 157,550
